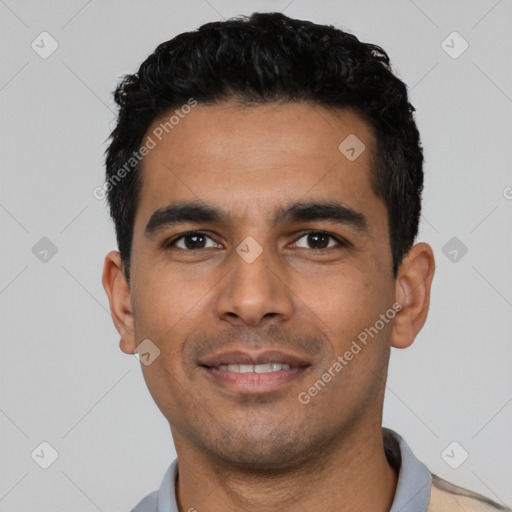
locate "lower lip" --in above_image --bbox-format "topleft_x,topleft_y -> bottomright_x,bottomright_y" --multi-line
201,366 -> 309,393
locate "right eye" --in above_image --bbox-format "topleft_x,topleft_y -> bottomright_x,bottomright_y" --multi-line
164,231 -> 222,251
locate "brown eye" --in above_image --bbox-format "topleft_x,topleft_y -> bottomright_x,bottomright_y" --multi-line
166,231 -> 219,250
294,231 -> 344,250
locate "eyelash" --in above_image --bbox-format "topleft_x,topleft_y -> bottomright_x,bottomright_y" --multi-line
163,230 -> 348,251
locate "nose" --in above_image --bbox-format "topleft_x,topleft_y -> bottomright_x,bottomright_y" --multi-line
214,244 -> 294,328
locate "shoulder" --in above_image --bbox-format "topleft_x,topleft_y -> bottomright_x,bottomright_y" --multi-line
129,460 -> 178,511
428,474 -> 512,512
130,490 -> 158,512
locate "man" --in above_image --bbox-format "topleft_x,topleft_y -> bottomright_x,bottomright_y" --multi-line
101,12 -> 510,512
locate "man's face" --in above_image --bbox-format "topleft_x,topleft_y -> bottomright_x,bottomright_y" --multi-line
126,101 -> 397,467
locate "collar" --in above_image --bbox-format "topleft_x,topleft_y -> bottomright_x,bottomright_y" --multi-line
384,428 -> 432,511
132,428 -> 432,512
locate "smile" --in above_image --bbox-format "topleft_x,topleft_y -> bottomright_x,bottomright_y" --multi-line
217,363 -> 291,373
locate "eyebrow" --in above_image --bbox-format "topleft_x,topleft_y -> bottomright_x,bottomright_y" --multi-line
144,199 -> 369,237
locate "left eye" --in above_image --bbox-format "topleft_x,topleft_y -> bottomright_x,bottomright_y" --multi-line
293,231 -> 344,250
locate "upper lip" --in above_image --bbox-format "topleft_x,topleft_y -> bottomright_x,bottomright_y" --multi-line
199,350 -> 311,368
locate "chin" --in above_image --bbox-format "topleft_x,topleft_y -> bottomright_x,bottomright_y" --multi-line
202,425 -> 327,471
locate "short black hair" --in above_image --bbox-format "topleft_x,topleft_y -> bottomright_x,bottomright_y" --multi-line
104,12 -> 424,284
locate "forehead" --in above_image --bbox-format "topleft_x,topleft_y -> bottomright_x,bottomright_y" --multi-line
133,101 -> 383,233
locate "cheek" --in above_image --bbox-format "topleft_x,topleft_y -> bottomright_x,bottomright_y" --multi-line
299,268 -> 383,337
133,260 -> 200,325
133,273 -> 198,408
298,268 -> 395,390
131,264 -> 217,373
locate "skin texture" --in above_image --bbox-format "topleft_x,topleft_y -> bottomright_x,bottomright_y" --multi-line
103,100 -> 435,512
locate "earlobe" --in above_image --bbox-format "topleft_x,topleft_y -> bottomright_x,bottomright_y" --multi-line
102,251 -> 137,355
390,242 -> 435,349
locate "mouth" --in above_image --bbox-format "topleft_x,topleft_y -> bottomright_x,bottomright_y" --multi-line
216,362 -> 292,373
198,350 -> 311,393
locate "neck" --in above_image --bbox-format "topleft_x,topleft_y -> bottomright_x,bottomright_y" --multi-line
172,424 -> 398,512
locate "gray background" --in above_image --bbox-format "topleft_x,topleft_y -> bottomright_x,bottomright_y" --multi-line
1,0 -> 511,510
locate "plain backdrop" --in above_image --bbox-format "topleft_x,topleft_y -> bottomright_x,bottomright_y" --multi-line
1,1 -> 511,510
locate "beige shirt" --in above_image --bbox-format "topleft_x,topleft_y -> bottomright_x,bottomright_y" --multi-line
428,474 -> 511,512
382,428 -> 510,512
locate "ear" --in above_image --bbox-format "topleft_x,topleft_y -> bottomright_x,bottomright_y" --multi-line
102,251 -> 137,355
391,242 -> 435,349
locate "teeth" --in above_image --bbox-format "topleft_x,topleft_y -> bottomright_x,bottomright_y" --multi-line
255,363 -> 272,373
217,363 -> 291,373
